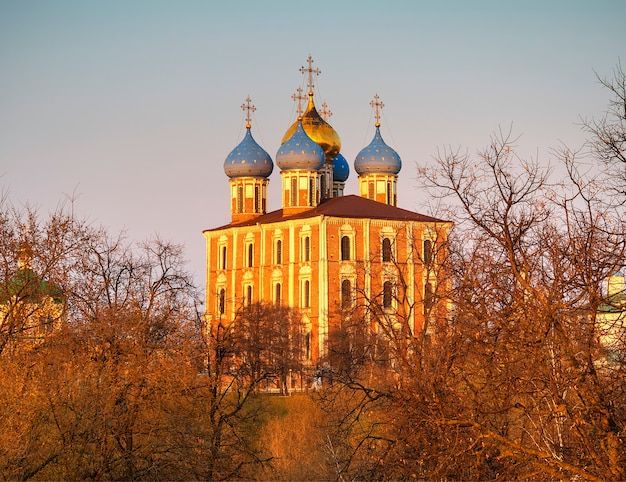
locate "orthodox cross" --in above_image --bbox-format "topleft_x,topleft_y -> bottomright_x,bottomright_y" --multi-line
241,96 -> 256,128
370,94 -> 384,127
300,55 -> 321,94
320,101 -> 332,121
291,87 -> 305,117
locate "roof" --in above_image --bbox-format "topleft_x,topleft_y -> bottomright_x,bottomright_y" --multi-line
599,292 -> 626,314
0,268 -> 64,304
204,195 -> 451,232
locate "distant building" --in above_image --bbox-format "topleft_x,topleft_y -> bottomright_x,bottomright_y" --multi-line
597,271 -> 626,361
203,57 -> 452,367
0,240 -> 64,347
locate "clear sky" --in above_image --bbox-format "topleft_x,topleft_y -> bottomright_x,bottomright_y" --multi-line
1,0 -> 625,289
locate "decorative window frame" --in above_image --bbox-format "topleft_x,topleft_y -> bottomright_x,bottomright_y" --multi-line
339,225 -> 355,262
274,281 -> 282,307
340,277 -> 356,310
301,278 -> 311,310
217,286 -> 226,315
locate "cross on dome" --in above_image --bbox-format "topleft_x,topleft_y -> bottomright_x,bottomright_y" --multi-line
320,101 -> 332,121
370,93 -> 384,127
291,87 -> 305,117
241,96 -> 256,128
300,54 -> 321,94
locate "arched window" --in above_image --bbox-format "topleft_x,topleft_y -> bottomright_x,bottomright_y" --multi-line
382,238 -> 392,262
341,279 -> 352,309
275,283 -> 282,307
383,281 -> 393,309
341,236 -> 350,261
320,175 -> 327,202
303,280 -> 310,308
218,288 -> 226,315
246,285 -> 252,306
275,239 -> 282,264
423,239 -> 433,265
247,243 -> 254,267
304,236 -> 310,262
220,245 -> 227,270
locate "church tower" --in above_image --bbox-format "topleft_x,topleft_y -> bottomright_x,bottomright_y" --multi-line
223,97 -> 274,224
276,119 -> 325,213
280,56 -> 343,203
354,94 -> 402,206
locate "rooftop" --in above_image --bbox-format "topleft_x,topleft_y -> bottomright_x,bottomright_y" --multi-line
205,195 -> 451,232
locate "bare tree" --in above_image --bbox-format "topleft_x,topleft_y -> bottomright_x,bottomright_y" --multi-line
318,118 -> 625,480
582,60 -> 626,199
415,127 -> 626,480
0,201 -> 282,480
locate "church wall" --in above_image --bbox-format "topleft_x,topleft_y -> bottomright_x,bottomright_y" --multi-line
204,215 -> 450,364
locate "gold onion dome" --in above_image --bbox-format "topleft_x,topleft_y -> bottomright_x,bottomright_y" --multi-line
281,92 -> 341,161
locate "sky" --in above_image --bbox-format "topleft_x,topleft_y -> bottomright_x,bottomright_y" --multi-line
1,0 -> 625,292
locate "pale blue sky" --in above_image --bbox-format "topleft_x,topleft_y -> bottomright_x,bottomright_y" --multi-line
1,0 -> 624,287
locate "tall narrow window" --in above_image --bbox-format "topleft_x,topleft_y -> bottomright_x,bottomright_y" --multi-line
304,236 -> 310,262
424,282 -> 434,311
254,185 -> 260,213
305,333 -> 311,360
275,283 -> 282,306
382,238 -> 392,262
320,175 -> 327,201
246,285 -> 253,306
237,185 -> 244,213
219,288 -> 226,315
309,178 -> 314,206
383,281 -> 392,309
303,280 -> 310,308
262,185 -> 267,212
341,279 -> 352,309
368,181 -> 375,200
423,239 -> 433,265
386,182 -> 392,205
276,240 -> 282,264
221,246 -> 227,270
291,177 -> 298,206
247,243 -> 254,267
341,236 -> 351,261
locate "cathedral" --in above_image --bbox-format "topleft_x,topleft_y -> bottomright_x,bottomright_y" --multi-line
203,56 -> 452,365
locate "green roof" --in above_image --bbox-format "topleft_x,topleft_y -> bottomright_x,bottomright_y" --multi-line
0,268 -> 64,305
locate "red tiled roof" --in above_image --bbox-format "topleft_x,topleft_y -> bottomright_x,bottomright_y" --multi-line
204,195 -> 450,232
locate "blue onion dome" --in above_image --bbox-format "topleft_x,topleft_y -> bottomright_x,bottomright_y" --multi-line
276,119 -> 325,171
332,152 -> 350,182
224,126 -> 274,178
281,93 -> 341,161
354,126 -> 402,175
